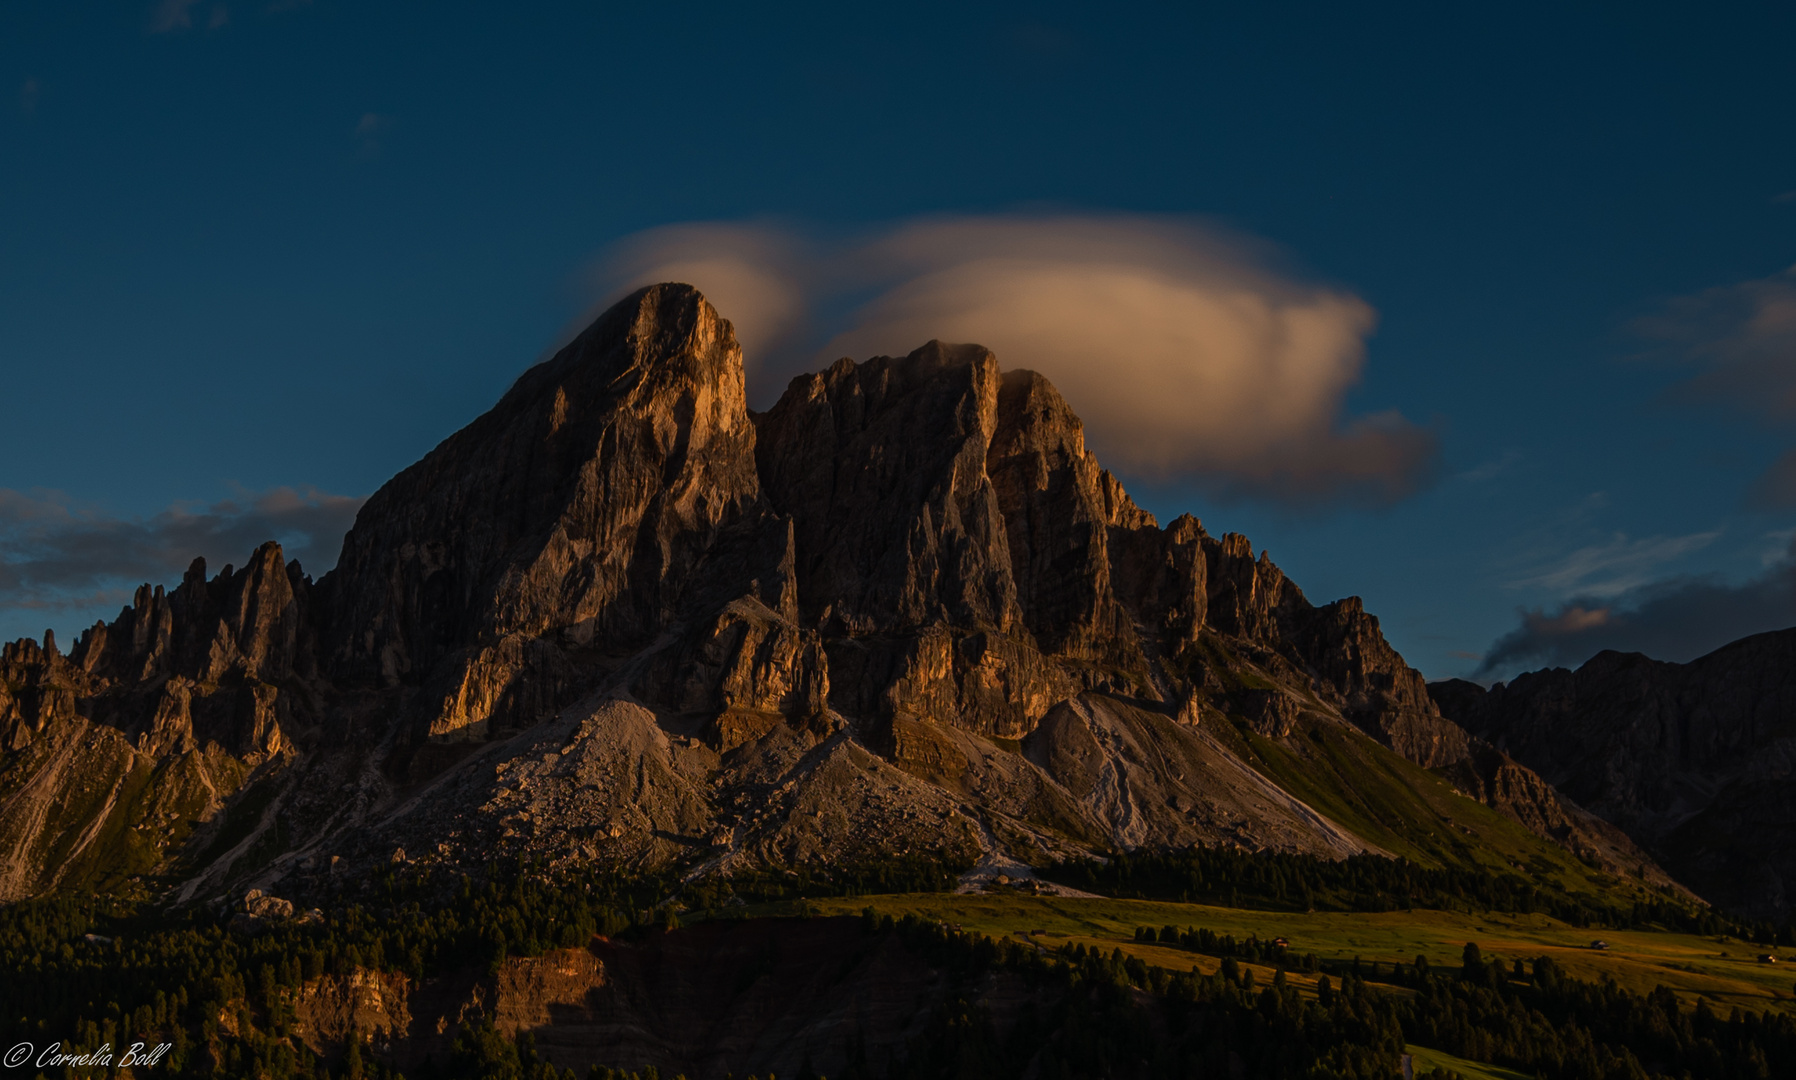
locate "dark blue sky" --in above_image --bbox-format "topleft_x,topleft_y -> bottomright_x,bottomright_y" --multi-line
5,1 -> 1795,680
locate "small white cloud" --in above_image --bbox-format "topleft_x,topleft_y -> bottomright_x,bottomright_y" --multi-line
1529,605 -> 1612,634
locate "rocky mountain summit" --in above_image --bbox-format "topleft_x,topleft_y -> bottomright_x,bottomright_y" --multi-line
1433,629 -> 1796,918
0,285 -> 1672,907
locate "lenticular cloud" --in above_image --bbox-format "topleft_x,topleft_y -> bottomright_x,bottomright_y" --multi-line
592,214 -> 1438,507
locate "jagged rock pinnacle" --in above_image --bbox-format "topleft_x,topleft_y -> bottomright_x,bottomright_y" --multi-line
0,283 -> 1680,907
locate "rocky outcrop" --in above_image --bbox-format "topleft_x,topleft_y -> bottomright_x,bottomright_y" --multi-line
1432,629 -> 1796,917
752,342 -> 1467,762
0,540 -> 318,899
0,284 -> 1680,906
290,947 -> 611,1067
1437,744 -> 1681,891
1281,595 -> 1470,769
290,968 -> 415,1055
286,918 -> 1070,1080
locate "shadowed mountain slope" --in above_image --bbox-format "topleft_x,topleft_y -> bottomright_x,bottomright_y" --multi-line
1432,628 -> 1796,918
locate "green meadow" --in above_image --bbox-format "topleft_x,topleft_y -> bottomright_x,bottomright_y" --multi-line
751,891 -> 1796,1017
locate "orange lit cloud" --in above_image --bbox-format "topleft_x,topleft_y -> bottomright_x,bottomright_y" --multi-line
592,222 -> 809,369
1476,537 -> 1796,677
594,214 -> 1437,507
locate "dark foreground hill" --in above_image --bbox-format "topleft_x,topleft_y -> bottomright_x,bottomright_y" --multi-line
1433,628 -> 1796,919
0,284 -> 1674,910
7,886 -> 1790,1080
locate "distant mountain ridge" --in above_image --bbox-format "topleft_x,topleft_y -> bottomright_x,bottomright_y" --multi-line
0,284 -> 1676,909
1432,628 -> 1796,919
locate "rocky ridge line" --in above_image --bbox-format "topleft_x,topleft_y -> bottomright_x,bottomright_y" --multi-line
1433,628 -> 1796,918
0,284 -> 1674,906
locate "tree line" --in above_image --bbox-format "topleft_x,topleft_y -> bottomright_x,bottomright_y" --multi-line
4,848 -> 1794,1079
1043,847 -> 1793,941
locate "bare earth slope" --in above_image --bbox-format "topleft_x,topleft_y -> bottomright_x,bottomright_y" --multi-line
0,284 -> 1673,905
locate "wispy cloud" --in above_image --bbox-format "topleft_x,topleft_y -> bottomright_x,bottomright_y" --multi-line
1454,449 -> 1521,484
19,77 -> 38,116
1763,527 -> 1796,565
592,214 -> 1438,507
1504,529 -> 1721,597
1475,537 -> 1796,677
1636,263 -> 1796,507
149,0 -> 202,32
0,486 -> 362,624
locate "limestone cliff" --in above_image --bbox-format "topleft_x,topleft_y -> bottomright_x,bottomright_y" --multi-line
0,284 -> 1676,907
320,286 -> 762,742
285,917 -> 1094,1080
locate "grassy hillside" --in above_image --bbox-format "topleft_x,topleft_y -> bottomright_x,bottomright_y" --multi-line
0,726 -> 240,900
1219,709 -> 1659,903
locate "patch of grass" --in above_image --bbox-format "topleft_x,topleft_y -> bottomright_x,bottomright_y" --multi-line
1234,716 -> 1643,909
0,723 -> 257,900
47,758 -> 160,894
1243,720 -> 1481,865
185,771 -> 281,873
1179,635 -> 1665,912
1406,1043 -> 1533,1080
752,891 -> 1796,1018
1233,669 -> 1281,692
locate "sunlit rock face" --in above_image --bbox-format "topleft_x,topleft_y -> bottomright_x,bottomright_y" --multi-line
321,284 -> 764,740
0,283 -> 1670,907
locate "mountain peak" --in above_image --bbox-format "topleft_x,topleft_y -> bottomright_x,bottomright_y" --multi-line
0,288 -> 1680,912
526,282 -> 743,406
320,282 -> 761,703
